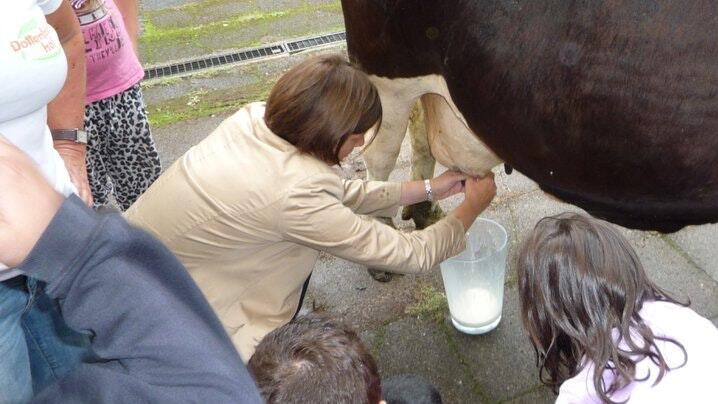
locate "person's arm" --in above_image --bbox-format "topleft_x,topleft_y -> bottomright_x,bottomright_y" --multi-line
452,174 -> 496,230
341,170 -> 467,216
399,170 -> 467,205
45,1 -> 92,206
0,138 -> 261,402
115,0 -> 140,55
28,198 -> 262,403
341,179 -> 403,216
280,174 -> 495,273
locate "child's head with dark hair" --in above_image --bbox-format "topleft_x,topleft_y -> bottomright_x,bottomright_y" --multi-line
247,312 -> 381,404
517,213 -> 687,403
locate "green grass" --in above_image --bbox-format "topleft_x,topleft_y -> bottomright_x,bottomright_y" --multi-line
142,11 -> 287,45
406,285 -> 449,324
141,2 -> 342,47
146,78 -> 275,128
149,0 -> 255,18
141,75 -> 183,89
369,324 -> 388,359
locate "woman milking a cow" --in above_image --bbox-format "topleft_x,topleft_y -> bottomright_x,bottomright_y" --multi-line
125,54 -> 496,361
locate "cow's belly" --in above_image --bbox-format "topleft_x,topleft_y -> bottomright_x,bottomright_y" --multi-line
366,74 -> 501,178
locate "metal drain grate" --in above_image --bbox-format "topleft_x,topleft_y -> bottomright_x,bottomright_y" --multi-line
286,32 -> 346,53
144,32 -> 346,80
144,44 -> 285,80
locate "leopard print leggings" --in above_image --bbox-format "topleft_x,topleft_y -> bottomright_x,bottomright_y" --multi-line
84,84 -> 161,210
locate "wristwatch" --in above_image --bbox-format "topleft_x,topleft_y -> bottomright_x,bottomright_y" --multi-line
51,129 -> 88,144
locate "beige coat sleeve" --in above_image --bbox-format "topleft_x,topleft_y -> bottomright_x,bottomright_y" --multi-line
340,178 -> 402,217
280,173 -> 467,273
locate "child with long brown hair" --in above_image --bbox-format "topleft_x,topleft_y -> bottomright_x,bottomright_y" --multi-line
518,213 -> 718,403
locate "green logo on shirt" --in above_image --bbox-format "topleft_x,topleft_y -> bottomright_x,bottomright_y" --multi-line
10,18 -> 62,61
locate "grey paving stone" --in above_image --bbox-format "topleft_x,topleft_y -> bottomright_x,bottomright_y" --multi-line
668,223 -> 718,284
374,316 -> 480,404
446,286 -> 547,403
150,114 -> 228,169
634,235 -> 718,319
494,169 -> 540,199
303,252 -> 429,333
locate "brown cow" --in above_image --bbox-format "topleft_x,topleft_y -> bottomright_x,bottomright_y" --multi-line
342,0 -> 718,233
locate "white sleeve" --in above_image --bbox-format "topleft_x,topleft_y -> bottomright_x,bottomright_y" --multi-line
38,0 -> 63,15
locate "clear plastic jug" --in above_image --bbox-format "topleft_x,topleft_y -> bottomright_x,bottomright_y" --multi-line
440,218 -> 508,334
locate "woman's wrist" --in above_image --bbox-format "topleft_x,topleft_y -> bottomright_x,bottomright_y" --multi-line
451,201 -> 480,231
424,179 -> 433,202
399,180 -> 432,205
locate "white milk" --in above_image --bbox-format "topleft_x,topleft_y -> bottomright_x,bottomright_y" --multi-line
449,287 -> 500,326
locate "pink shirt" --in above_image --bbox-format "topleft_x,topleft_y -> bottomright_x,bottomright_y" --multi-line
557,301 -> 718,403
76,0 -> 143,103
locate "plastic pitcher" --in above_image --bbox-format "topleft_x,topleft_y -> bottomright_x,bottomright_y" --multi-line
440,218 -> 508,334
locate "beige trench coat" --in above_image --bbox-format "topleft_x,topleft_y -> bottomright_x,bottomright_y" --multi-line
125,103 -> 466,361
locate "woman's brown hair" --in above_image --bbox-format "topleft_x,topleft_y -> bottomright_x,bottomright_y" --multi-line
264,54 -> 382,165
517,213 -> 687,403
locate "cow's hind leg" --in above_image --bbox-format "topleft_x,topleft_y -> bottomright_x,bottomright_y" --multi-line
363,76 -> 421,282
401,99 -> 445,230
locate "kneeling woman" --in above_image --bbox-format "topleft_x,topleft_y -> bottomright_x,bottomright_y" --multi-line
125,54 -> 496,361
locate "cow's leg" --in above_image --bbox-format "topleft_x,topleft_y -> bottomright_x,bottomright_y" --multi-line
363,93 -> 415,183
401,100 -> 445,230
363,76 -> 426,282
363,75 -> 501,281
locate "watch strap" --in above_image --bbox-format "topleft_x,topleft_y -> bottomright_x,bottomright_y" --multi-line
51,129 -> 87,144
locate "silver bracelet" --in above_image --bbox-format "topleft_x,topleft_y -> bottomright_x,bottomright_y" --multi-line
424,179 -> 433,202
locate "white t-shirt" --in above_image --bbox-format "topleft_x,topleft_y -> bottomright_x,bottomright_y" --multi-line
557,301 -> 718,403
0,0 -> 76,280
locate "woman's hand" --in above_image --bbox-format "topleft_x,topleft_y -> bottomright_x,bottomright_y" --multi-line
430,170 -> 468,200
451,173 -> 497,230
54,140 -> 93,207
463,173 -> 497,212
0,137 -> 64,268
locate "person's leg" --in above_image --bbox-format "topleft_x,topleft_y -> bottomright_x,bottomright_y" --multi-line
106,84 -> 162,210
22,278 -> 91,395
0,277 -> 33,404
84,98 -> 112,209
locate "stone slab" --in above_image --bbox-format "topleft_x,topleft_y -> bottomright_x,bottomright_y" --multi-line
668,223 -> 718,284
446,288 -> 551,403
150,114 -> 228,169
373,316 -> 480,404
